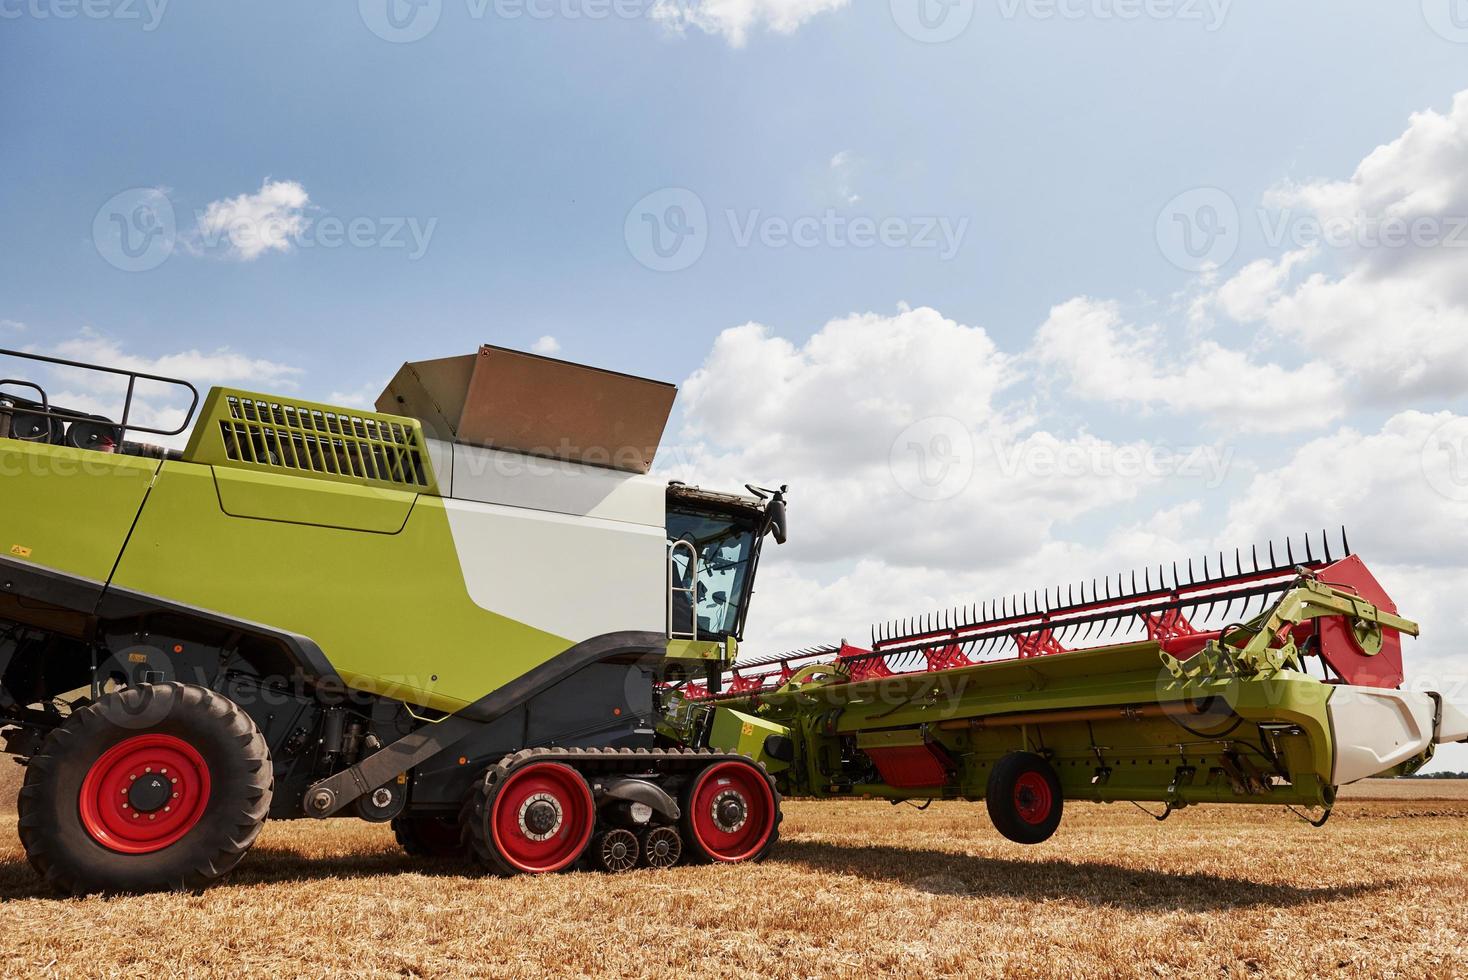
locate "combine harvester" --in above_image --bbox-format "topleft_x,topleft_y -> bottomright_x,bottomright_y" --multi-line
0,344 -> 1462,893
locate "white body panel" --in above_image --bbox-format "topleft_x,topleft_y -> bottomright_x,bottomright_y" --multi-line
443,497 -> 666,643
1328,687 -> 1437,784
1434,696 -> 1468,744
449,443 -> 665,528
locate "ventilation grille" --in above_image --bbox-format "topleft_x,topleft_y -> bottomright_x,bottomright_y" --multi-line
217,394 -> 430,490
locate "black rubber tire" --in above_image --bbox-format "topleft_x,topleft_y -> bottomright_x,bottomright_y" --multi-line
985,751 -> 1063,845
17,683 -> 272,894
680,759 -> 781,865
393,815 -> 466,858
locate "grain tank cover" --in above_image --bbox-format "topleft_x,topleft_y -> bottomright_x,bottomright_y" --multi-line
377,345 -> 677,474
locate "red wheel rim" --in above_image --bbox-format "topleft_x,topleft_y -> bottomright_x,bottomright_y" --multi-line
489,763 -> 595,874
1013,771 -> 1053,826
689,762 -> 775,863
78,734 -> 211,854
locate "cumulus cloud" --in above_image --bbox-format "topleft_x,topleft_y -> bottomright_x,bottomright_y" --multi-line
651,0 -> 848,46
532,335 -> 562,355
667,307 -> 1227,577
195,179 -> 310,261
1031,297 -> 1346,433
1207,90 -> 1468,400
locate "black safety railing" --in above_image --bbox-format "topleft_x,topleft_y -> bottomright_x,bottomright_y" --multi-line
0,347 -> 201,445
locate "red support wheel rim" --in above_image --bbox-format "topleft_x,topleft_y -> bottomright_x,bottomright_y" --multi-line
1013,771 -> 1053,826
78,734 -> 211,854
688,762 -> 776,863
489,763 -> 595,874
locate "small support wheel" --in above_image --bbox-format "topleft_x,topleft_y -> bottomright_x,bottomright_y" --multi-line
986,751 -> 1063,845
681,759 -> 780,864
641,826 -> 682,869
593,828 -> 640,872
462,761 -> 596,875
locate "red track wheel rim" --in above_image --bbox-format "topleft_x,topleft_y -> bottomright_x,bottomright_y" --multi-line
688,762 -> 776,863
78,734 -> 211,854
489,763 -> 595,874
1013,771 -> 1053,826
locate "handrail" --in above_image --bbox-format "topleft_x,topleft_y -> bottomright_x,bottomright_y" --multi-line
668,540 -> 700,642
0,347 -> 201,441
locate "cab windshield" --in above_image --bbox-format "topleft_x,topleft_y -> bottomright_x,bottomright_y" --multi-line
667,509 -> 759,640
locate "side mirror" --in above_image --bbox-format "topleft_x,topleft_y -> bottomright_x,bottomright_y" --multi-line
765,490 -> 788,545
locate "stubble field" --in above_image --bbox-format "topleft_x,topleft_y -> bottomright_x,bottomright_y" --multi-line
0,781 -> 1462,978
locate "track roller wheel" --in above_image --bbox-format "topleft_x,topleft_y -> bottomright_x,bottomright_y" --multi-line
18,682 -> 272,894
593,828 -> 640,872
463,760 -> 596,875
681,759 -> 780,864
641,826 -> 682,869
393,815 -> 466,858
986,751 -> 1063,845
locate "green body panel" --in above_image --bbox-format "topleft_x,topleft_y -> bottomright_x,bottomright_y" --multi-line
0,442 -> 159,583
707,706 -> 790,774
106,457 -> 568,711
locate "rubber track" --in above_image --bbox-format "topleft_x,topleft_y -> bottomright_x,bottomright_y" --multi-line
459,747 -> 782,873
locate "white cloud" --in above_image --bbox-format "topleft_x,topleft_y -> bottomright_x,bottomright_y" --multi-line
669,307 -> 1214,575
1209,90 -> 1468,400
532,335 -> 561,355
1031,297 -> 1346,433
829,150 -> 860,205
195,179 -> 310,261
0,320 -> 25,333
651,0 -> 848,46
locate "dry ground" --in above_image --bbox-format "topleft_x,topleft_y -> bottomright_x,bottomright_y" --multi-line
0,781 -> 1461,978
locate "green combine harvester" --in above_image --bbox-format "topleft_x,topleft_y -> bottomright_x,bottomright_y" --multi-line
0,345 -> 1462,894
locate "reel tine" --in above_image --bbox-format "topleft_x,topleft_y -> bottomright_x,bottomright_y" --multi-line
1342,525 -> 1351,556
1305,533 -> 1315,564
1106,614 -> 1124,638
1203,553 -> 1211,583
1173,562 -> 1181,591
1322,528 -> 1332,563
1252,544 -> 1260,573
1235,548 -> 1243,576
1286,537 -> 1295,566
1269,539 -> 1277,569
1131,569 -> 1139,596
1144,566 -> 1152,592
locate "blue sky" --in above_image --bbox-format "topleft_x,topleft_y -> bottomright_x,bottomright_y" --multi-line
5,1 -> 1468,767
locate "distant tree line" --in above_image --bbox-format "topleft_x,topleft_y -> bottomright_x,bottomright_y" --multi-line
1401,771 -> 1468,779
